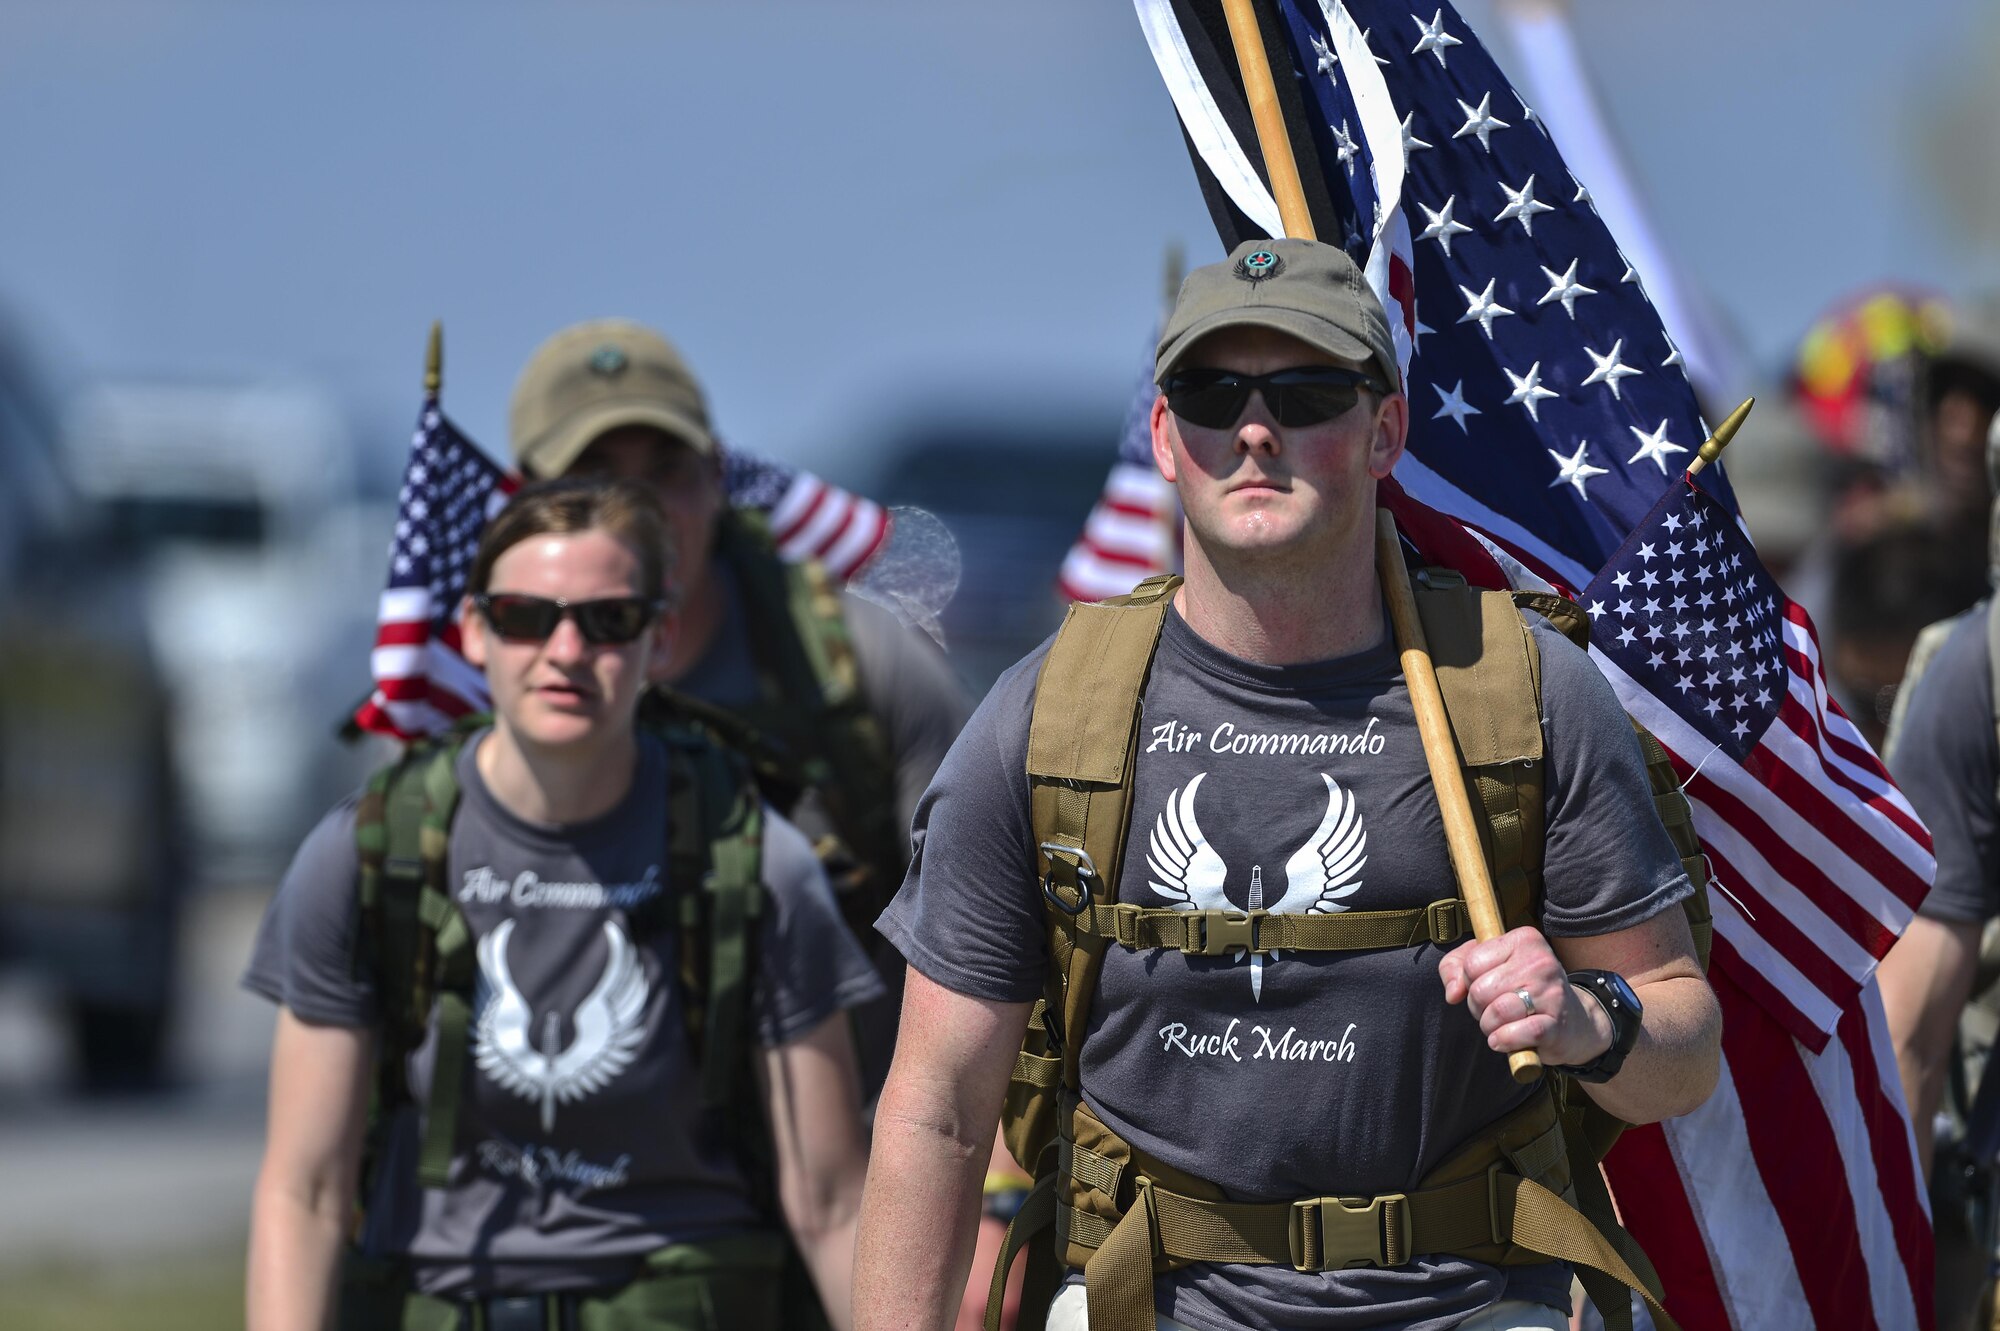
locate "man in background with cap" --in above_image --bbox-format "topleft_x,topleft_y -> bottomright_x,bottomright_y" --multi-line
509,318 -> 972,1097
853,238 -> 1717,1330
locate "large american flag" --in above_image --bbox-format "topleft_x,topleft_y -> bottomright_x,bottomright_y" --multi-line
353,404 -> 890,742
1120,1 -> 1937,1324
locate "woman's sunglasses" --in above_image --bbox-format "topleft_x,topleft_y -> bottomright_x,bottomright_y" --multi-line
473,593 -> 663,646
1162,366 -> 1386,430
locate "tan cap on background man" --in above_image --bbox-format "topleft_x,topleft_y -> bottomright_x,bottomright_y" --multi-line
510,319 -> 716,478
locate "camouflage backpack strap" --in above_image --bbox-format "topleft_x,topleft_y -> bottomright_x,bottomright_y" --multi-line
351,720 -> 478,1191
720,510 -> 901,913
661,726 -> 767,1117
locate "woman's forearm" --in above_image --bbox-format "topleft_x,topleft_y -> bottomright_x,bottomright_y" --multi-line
246,1175 -> 350,1331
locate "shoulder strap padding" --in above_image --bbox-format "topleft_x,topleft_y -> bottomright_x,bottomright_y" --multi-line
1412,578 -> 1543,768
1408,576 -> 1546,932
1025,574 -> 1179,1090
1027,576 -> 1179,785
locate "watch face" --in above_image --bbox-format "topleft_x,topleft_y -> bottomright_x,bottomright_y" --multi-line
1593,971 -> 1643,1054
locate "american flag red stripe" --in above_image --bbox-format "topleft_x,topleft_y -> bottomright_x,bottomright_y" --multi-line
1605,973 -> 1932,1330
767,470 -> 892,580
1059,462 -> 1181,603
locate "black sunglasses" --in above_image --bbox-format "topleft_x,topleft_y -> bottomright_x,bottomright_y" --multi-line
1162,366 -> 1386,430
474,593 -> 663,646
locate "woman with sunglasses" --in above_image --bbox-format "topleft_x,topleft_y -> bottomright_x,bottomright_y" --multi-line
245,477 -> 882,1331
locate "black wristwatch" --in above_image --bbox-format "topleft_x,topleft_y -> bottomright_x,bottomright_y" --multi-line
1553,970 -> 1643,1084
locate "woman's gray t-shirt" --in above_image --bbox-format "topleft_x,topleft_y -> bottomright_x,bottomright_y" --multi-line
878,607 -> 1691,1331
243,729 -> 884,1297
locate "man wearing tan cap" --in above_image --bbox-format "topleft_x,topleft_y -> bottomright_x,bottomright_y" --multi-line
854,239 -> 1718,1330
509,318 -> 971,1095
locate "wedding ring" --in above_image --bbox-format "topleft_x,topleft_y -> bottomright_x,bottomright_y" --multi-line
1517,987 -> 1537,1016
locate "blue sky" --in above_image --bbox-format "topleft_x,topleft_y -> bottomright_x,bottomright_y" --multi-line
0,0 -> 1988,484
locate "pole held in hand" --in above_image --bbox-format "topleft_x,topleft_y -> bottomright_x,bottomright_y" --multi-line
1375,509 -> 1541,1084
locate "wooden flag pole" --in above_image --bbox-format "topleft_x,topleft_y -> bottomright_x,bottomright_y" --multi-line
1376,511 -> 1541,1083
1219,0 -> 1317,241
425,320 -> 443,397
1217,0 -> 1537,1079
1684,397 -> 1755,480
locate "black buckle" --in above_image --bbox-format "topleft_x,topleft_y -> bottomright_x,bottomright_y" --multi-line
1187,909 -> 1267,956
1039,842 -> 1098,916
1287,1193 -> 1412,1271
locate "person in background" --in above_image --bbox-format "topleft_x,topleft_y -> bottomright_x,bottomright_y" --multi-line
245,478 -> 880,1331
507,319 -> 972,1100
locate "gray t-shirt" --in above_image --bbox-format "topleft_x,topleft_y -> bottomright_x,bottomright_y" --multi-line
678,574 -> 970,847
879,607 -> 1690,1331
1890,602 -> 1997,924
680,569 -> 971,1093
243,730 -> 884,1297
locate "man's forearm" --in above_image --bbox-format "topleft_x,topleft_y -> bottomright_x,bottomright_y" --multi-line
853,1084 -> 993,1331
1577,974 -> 1720,1124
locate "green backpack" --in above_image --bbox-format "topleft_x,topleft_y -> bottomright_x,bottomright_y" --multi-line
990,567 -> 1713,1331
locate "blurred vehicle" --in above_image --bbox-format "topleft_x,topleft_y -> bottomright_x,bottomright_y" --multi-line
61,381 -> 389,888
860,412 -> 1116,691
0,328 -> 187,1092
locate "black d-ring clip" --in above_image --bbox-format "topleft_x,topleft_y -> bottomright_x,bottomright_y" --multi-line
1038,841 -> 1098,916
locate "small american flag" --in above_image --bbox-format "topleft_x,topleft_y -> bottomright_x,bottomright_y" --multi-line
353,407 -> 890,742
1058,350 -> 1180,602
352,397 -> 515,741
724,449 -> 891,581
1130,1 -> 1936,1323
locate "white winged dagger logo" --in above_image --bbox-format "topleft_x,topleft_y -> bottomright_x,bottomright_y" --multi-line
473,918 -> 650,1132
1146,772 -> 1367,1000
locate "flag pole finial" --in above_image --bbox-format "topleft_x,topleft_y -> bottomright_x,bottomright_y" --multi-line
424,321 -> 443,398
1685,397 -> 1754,479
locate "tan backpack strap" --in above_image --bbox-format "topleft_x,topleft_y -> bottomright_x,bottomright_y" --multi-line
1026,576 -> 1181,1086
1411,575 -> 1547,928
983,1172 -> 1061,1331
1067,898 -> 1470,954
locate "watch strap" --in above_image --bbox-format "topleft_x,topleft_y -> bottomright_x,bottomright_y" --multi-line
1553,969 -> 1641,1084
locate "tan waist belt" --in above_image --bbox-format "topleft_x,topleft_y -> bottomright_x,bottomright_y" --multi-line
1070,897 -> 1469,956
1056,1155 -> 1546,1272
985,1094 -> 1679,1331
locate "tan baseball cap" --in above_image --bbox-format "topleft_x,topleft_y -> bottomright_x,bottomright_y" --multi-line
1155,238 -> 1402,393
509,319 -> 715,478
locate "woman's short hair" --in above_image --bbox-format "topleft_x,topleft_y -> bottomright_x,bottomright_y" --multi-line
467,476 -> 672,599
